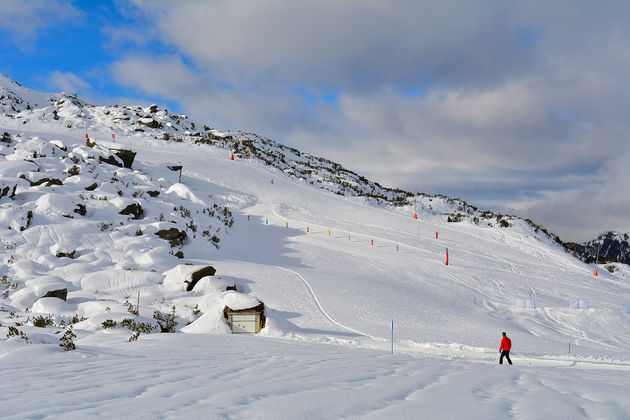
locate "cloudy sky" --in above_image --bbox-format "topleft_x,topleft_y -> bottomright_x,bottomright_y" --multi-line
1,0 -> 629,242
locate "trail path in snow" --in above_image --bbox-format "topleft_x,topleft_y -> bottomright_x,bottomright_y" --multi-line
275,266 -> 377,340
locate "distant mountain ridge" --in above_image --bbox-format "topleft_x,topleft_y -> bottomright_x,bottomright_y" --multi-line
565,232 -> 630,265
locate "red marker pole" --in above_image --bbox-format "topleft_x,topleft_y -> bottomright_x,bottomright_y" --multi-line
445,248 -> 449,266
371,239 -> 374,246
436,231 -> 438,239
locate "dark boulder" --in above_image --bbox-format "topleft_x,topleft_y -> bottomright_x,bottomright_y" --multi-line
99,155 -> 123,168
99,149 -> 136,169
138,119 -> 162,129
155,228 -> 187,247
56,250 -> 77,259
42,288 -> 68,301
0,184 -> 17,200
186,266 -> 216,291
73,203 -> 87,216
113,149 -> 136,169
119,202 -> 144,219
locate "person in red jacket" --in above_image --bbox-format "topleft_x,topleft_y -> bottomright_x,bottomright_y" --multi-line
499,332 -> 513,365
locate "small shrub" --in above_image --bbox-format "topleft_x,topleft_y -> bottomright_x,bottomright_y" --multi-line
606,264 -> 617,273
102,319 -> 117,329
98,222 -> 112,231
71,314 -> 87,324
153,306 -> 177,333
59,326 -> 76,351
124,297 -> 137,315
499,219 -> 510,228
0,275 -> 17,288
33,314 -> 55,328
121,318 -> 157,342
7,326 -> 29,343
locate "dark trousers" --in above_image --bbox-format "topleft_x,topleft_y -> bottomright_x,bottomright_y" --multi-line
499,350 -> 512,365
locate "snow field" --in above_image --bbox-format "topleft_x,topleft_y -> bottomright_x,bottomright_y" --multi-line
2,78 -> 630,418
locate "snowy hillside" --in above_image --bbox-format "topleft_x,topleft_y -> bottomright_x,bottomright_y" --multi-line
2,75 -> 630,418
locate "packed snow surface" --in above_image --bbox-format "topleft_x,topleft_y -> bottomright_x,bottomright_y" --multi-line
1,77 -> 630,418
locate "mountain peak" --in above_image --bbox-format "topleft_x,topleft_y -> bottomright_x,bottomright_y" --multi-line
0,73 -> 20,86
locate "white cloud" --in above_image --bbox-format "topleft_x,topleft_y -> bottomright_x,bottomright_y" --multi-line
519,146 -> 630,242
47,71 -> 90,95
106,1 -> 630,241
0,0 -> 82,49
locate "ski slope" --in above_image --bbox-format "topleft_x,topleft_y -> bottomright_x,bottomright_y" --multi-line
2,77 -> 630,418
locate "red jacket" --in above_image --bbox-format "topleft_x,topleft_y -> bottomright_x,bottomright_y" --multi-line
500,336 -> 511,351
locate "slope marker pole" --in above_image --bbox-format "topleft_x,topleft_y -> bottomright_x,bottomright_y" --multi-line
391,320 -> 394,354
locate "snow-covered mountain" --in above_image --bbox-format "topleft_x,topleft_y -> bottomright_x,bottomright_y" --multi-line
566,231 -> 630,265
1,74 -> 543,230
2,74 -> 630,418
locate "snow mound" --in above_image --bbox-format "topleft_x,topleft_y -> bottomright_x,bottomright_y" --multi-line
162,264 -> 216,291
191,276 -> 234,293
80,270 -> 162,291
181,310 -> 231,334
165,183 -> 205,205
223,291 -> 261,310
31,297 -> 76,315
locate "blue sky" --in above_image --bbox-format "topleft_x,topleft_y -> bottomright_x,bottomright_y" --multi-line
0,1 -> 181,111
2,0 -> 630,242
